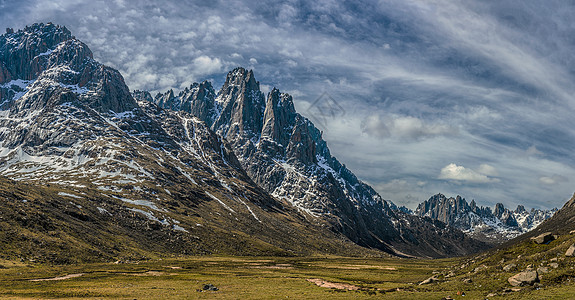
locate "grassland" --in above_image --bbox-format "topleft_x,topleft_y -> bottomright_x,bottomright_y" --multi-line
0,253 -> 573,299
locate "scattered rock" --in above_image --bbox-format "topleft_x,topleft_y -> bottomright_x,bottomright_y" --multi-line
570,230 -> 575,235
474,264 -> 488,272
565,244 -> 575,257
445,271 -> 456,278
463,278 -> 473,284
531,232 -> 555,244
202,284 -> 218,291
508,270 -> 539,287
537,267 -> 549,274
533,282 -> 542,288
486,293 -> 497,297
550,257 -> 558,262
441,297 -> 454,300
503,263 -> 517,272
549,263 -> 559,269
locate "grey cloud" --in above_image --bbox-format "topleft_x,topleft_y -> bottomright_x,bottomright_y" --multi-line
361,114 -> 458,141
539,175 -> 568,186
1,0 -> 574,210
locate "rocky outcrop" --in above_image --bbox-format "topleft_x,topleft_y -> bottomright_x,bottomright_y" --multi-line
531,232 -> 555,244
508,270 -> 538,286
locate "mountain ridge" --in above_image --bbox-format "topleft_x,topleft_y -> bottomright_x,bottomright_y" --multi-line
414,193 -> 557,243
144,68 -> 489,257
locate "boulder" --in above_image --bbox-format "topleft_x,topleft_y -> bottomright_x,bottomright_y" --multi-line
537,267 -> 549,274
202,284 -> 218,291
508,270 -> 539,287
565,244 -> 575,257
549,263 -> 559,269
531,232 -> 555,244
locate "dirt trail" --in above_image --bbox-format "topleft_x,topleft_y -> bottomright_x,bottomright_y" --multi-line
29,273 -> 84,282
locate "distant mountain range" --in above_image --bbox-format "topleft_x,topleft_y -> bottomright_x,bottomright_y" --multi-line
0,23 -> 491,261
414,193 -> 557,243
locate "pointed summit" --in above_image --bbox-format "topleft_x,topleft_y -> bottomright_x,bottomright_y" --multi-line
261,88 -> 296,147
212,67 -> 265,148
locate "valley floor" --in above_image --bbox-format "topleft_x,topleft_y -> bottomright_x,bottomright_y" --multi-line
0,254 -> 573,299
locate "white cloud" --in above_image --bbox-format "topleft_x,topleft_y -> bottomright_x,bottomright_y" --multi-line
192,55 -> 223,75
439,163 -> 499,183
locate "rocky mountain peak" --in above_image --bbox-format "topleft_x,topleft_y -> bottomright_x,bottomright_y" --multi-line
212,67 -> 265,143
223,67 -> 259,92
0,23 -> 74,83
515,205 -> 526,213
1,23 -> 136,115
494,203 -> 505,218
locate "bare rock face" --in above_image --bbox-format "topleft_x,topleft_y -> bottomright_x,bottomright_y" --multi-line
531,232 -> 555,244
0,23 -> 73,81
508,270 -> 538,287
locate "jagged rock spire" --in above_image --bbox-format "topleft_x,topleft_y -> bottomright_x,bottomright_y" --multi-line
261,88 -> 296,145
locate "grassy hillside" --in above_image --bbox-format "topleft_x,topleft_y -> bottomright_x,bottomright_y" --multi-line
0,176 -> 383,264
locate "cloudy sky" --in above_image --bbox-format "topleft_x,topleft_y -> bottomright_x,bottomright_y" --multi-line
2,0 -> 575,210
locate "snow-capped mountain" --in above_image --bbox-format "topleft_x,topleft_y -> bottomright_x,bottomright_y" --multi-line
0,23 -> 488,260
1,23 -> 371,261
415,193 -> 557,243
142,68 -> 488,258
